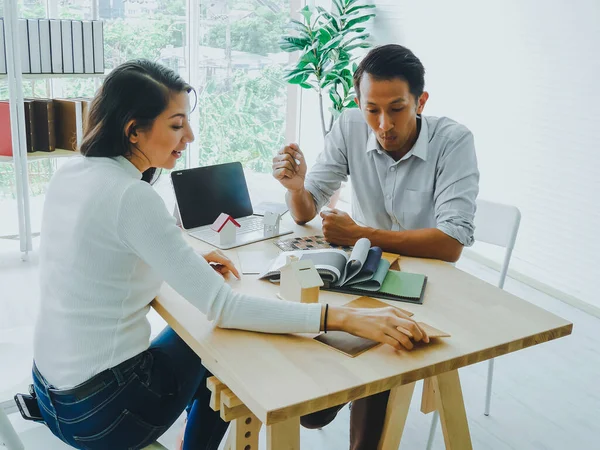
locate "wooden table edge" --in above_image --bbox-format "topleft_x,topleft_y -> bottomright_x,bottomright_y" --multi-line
153,295 -> 572,425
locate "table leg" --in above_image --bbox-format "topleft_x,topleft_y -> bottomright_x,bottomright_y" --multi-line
266,417 -> 300,450
432,370 -> 473,450
224,411 -> 262,450
377,381 -> 416,450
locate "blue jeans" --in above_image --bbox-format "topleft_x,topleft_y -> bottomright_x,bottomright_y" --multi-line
32,327 -> 229,450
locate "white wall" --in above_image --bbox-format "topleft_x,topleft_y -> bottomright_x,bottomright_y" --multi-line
365,0 -> 600,309
298,0 -> 600,309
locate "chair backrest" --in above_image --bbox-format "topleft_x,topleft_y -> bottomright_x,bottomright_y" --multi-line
474,199 -> 521,289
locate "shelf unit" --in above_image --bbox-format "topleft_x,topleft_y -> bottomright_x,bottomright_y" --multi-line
1,3 -> 102,259
0,148 -> 80,163
0,73 -> 105,80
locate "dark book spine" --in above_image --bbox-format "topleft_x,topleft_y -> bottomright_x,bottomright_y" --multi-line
47,101 -> 55,151
32,100 -> 52,152
24,101 -> 36,153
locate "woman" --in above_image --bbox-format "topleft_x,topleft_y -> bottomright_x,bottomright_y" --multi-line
32,59 -> 428,450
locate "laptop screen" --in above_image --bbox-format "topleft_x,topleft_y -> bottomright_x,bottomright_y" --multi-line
171,162 -> 253,229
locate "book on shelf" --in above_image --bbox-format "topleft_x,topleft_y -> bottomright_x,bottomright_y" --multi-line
0,100 -> 37,155
71,21 -> 84,74
260,238 -> 428,304
49,19 -> 63,74
0,101 -> 12,157
27,19 -> 42,74
18,19 -> 30,74
0,19 -> 7,75
61,19 -> 74,74
24,100 -> 36,153
39,19 -> 52,74
92,20 -> 104,74
53,99 -> 83,151
31,99 -> 55,152
82,21 -> 94,74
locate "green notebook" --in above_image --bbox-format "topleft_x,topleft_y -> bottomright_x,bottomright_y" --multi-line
323,270 -> 428,304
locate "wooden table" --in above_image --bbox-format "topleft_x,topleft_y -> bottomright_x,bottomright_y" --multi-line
152,217 -> 572,450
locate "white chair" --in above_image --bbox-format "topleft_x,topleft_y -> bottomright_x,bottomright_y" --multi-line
0,342 -> 28,450
426,199 -> 521,449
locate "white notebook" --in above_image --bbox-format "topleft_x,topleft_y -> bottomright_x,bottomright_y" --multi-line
18,19 -> 30,74
0,19 -> 6,75
71,21 -> 84,74
39,20 -> 52,74
27,19 -> 41,74
49,19 -> 63,73
82,21 -> 94,74
92,21 -> 104,74
61,19 -> 74,73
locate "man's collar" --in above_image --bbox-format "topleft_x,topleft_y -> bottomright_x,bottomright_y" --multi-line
366,116 -> 428,162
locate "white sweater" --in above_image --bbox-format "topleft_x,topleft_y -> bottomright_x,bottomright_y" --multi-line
34,156 -> 321,388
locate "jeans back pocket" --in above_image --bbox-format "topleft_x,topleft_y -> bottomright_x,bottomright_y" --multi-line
73,409 -> 166,450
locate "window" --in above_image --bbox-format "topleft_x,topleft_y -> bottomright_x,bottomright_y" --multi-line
191,0 -> 292,203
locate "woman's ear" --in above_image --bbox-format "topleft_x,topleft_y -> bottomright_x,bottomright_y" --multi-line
125,119 -> 138,144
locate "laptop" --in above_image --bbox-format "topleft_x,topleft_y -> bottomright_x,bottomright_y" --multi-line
171,162 -> 292,250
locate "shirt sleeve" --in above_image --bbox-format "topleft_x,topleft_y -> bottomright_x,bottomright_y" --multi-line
434,129 -> 480,246
116,182 -> 322,334
304,113 -> 351,211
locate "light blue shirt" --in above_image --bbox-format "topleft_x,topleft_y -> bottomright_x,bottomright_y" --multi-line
304,109 -> 479,246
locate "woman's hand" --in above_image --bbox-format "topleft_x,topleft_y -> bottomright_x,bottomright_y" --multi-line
201,250 -> 241,279
327,305 -> 429,350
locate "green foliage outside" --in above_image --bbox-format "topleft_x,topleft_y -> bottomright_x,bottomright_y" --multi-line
197,65 -> 286,173
0,0 -> 288,200
207,7 -> 287,56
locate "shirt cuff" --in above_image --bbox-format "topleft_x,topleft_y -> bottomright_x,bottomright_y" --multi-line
304,182 -> 328,212
437,220 -> 475,247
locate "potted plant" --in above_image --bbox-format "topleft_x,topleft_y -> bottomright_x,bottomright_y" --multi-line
279,0 -> 376,137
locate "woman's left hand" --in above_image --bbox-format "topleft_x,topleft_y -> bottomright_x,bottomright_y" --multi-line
201,250 -> 241,279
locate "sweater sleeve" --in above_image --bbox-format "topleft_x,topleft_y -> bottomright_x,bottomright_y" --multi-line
116,181 -> 322,334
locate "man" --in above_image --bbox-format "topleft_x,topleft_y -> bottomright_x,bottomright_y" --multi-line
271,44 -> 479,449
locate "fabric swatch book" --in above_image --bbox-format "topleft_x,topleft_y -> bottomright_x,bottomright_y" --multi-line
259,238 -> 427,304
314,297 -> 450,357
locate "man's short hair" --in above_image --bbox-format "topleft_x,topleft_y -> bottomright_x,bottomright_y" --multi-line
353,44 -> 426,102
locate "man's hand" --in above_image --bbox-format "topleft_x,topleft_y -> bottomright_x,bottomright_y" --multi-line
201,250 -> 240,279
320,209 -> 363,245
272,143 -> 307,192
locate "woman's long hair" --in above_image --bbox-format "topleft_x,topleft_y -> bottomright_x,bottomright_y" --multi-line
80,59 -> 195,183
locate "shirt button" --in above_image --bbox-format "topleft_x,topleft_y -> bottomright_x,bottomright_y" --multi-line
390,167 -> 396,172
386,194 -> 392,200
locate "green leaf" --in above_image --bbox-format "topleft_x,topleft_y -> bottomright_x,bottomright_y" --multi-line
329,88 -> 342,105
343,14 -> 376,30
286,72 -> 310,85
332,0 -> 345,15
278,36 -> 311,51
300,51 -> 320,67
342,33 -> 370,46
352,62 -> 358,73
299,82 -> 313,89
285,67 -> 315,78
317,27 -> 333,45
321,33 -> 345,52
285,19 -> 311,39
299,5 -> 312,24
345,0 -> 364,8
345,4 -> 376,16
344,42 -> 371,51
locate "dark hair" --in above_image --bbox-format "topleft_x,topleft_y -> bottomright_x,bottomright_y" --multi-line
80,59 -> 195,183
353,44 -> 425,102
